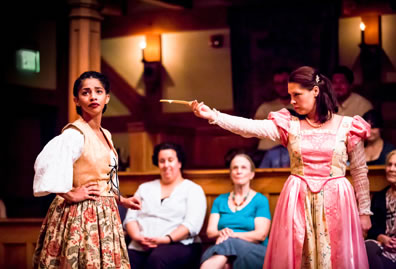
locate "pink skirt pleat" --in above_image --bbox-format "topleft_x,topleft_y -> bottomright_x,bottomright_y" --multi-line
263,176 -> 369,269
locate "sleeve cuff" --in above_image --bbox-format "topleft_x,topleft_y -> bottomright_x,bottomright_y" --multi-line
208,109 -> 220,125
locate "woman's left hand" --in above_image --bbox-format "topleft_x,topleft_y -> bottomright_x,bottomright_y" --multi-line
121,196 -> 141,210
360,215 -> 372,236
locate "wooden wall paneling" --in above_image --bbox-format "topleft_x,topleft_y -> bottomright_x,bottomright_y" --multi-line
128,122 -> 161,172
0,218 -> 42,269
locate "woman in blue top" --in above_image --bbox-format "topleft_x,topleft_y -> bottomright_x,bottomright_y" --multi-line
200,153 -> 271,269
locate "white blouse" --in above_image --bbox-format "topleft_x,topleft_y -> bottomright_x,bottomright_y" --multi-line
33,128 -> 118,197
123,179 -> 207,251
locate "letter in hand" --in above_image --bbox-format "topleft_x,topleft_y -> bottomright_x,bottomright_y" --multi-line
190,100 -> 216,121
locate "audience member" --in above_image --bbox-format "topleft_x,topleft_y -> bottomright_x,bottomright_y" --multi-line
124,142 -> 206,269
254,67 -> 293,151
259,144 -> 290,168
365,150 -> 396,269
363,109 -> 395,165
200,153 -> 271,269
332,65 -> 373,116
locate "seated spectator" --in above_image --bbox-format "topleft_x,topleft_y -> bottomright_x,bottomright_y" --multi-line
365,150 -> 396,269
254,67 -> 293,151
363,109 -> 395,165
200,153 -> 271,269
331,65 -> 373,116
259,145 -> 290,168
123,142 -> 207,269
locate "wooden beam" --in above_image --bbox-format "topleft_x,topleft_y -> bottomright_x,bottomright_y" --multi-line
102,7 -> 228,38
141,0 -> 188,10
101,58 -> 146,120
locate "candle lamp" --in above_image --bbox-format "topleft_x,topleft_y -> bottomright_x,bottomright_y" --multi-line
360,22 -> 366,44
139,40 -> 147,63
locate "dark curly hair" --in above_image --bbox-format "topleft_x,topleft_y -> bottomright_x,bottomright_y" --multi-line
73,71 -> 110,116
152,142 -> 186,169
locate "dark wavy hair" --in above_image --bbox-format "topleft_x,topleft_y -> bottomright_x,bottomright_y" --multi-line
363,109 -> 384,129
73,71 -> 110,116
289,66 -> 338,123
152,142 -> 186,169
332,65 -> 354,84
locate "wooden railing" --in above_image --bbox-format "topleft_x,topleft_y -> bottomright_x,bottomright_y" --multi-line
119,166 -> 389,217
0,166 -> 388,268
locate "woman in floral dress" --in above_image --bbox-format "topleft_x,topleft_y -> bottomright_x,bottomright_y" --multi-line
33,71 -> 140,268
190,66 -> 372,269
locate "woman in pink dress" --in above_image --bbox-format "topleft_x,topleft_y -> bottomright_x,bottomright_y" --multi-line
190,66 -> 372,269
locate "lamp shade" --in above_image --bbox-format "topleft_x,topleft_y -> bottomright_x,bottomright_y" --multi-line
143,34 -> 161,62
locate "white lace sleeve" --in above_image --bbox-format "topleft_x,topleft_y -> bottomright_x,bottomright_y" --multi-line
33,128 -> 84,197
209,109 -> 281,142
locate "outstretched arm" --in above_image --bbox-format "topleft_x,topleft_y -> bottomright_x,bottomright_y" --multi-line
190,100 -> 281,141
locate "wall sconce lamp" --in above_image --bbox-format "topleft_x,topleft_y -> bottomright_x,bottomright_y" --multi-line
139,40 -> 147,62
359,15 -> 381,46
359,15 -> 382,83
140,34 -> 162,96
360,22 -> 366,44
140,34 -> 161,63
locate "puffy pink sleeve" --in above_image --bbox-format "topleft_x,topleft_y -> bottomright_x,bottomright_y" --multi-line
267,108 -> 291,147
347,116 -> 370,152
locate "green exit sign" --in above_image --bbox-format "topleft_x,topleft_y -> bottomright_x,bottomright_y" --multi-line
16,49 -> 40,72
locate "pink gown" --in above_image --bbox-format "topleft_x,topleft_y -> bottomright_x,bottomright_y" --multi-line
211,108 -> 371,269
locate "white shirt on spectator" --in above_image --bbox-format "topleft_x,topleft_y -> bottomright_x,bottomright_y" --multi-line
123,179 -> 207,251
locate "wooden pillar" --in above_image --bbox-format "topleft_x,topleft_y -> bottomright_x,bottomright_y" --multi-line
67,0 -> 103,122
128,122 -> 160,172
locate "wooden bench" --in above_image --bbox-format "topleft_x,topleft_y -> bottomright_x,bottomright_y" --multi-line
0,166 -> 388,268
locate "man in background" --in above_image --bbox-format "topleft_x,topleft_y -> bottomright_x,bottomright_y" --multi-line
254,67 -> 293,152
332,65 -> 373,116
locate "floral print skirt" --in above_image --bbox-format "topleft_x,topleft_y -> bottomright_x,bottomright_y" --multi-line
301,190 -> 331,269
33,195 -> 130,269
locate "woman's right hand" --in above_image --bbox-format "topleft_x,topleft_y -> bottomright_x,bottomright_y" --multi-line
135,235 -> 159,249
60,182 -> 101,203
216,228 -> 234,244
378,234 -> 396,252
190,100 -> 216,121
384,238 -> 396,253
